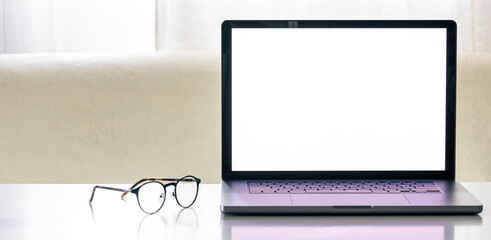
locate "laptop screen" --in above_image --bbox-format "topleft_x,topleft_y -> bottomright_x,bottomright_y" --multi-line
230,27 -> 447,171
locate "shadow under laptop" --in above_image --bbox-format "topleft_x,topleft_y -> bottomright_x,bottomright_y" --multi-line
221,214 -> 482,240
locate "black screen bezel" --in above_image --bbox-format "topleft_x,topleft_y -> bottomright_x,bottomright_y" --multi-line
222,20 -> 457,180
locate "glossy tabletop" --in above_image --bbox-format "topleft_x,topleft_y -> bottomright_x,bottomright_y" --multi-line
0,183 -> 489,240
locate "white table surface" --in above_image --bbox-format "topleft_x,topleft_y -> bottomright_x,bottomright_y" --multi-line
0,182 -> 489,240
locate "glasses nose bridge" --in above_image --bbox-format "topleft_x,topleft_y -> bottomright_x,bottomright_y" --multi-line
163,182 -> 177,198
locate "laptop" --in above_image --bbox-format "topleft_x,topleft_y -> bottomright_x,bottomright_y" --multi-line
220,20 -> 483,214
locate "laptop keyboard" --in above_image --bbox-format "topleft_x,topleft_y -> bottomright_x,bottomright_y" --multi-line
248,180 -> 442,194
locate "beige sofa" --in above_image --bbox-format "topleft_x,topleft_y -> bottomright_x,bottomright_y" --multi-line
0,51 -> 489,183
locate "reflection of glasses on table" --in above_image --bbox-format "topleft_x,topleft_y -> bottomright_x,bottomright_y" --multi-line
89,175 -> 201,214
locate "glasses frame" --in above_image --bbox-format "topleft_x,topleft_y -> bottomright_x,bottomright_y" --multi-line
89,175 -> 201,214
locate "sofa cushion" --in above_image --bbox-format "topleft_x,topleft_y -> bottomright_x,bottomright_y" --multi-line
0,51 -> 220,183
457,53 -> 491,181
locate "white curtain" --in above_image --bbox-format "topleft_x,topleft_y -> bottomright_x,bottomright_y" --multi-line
156,0 -> 491,54
0,0 -> 155,53
1,0 -> 490,54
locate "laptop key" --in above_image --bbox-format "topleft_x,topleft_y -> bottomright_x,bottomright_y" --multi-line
372,190 -> 389,194
261,189 -> 277,194
306,189 -> 332,194
275,189 -> 290,194
248,182 -> 264,186
354,190 -> 373,194
428,190 -> 441,193
289,189 -> 306,194
249,188 -> 263,194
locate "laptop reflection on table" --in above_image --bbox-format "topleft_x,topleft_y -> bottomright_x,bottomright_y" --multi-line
221,215 -> 482,240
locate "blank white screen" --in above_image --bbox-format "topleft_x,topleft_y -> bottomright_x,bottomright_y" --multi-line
231,28 -> 446,171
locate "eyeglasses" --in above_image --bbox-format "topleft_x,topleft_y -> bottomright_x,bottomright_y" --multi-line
89,175 -> 201,214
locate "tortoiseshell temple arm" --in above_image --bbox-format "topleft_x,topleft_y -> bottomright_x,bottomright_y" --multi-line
120,177 -> 198,199
89,185 -> 130,204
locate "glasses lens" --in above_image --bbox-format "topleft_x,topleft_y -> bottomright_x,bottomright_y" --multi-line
175,176 -> 199,208
137,182 -> 166,214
